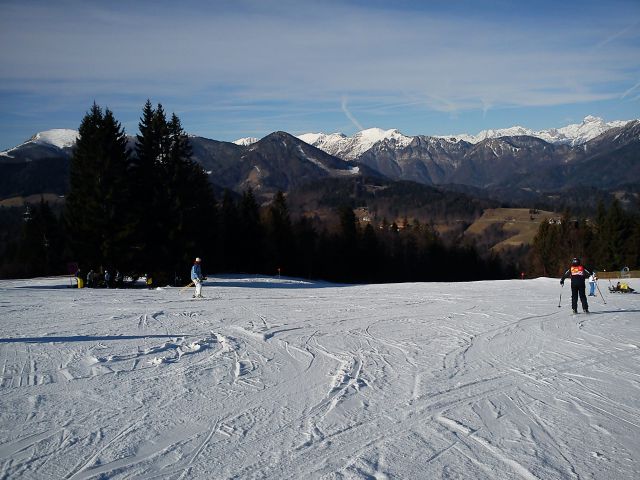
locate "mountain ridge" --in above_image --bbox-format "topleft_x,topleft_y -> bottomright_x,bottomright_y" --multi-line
1,118 -> 638,212
3,115 -> 633,160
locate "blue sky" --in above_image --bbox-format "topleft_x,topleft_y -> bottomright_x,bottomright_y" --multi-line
1,0 -> 639,149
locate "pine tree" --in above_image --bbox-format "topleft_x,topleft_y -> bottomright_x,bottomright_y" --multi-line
219,190 -> 241,272
237,189 -> 264,273
293,216 -> 319,279
625,217 -> 640,269
532,219 -> 561,276
166,112 -> 217,276
266,192 -> 294,275
360,223 -> 380,282
592,200 -> 608,268
65,103 -> 131,271
19,200 -> 65,277
603,199 -> 629,270
130,101 -> 167,274
131,103 -> 217,282
336,206 -> 359,281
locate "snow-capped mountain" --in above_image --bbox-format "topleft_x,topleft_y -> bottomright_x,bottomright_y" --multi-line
298,128 -> 413,161
298,117 -> 634,160
442,116 -> 631,146
2,117 -> 638,205
29,129 -> 79,149
298,119 -> 640,190
0,129 -> 78,161
236,128 -> 413,160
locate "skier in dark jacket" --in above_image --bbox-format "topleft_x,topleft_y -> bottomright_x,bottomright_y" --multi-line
560,257 -> 591,314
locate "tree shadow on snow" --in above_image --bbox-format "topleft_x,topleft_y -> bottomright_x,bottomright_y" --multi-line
0,334 -> 187,344
588,309 -> 640,315
15,284 -> 80,290
206,276 -> 353,290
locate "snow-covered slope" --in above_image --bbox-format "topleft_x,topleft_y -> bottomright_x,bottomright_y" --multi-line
1,275 -> 638,479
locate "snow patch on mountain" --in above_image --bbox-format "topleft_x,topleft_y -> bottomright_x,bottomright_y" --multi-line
296,145 -> 331,173
234,137 -> 259,146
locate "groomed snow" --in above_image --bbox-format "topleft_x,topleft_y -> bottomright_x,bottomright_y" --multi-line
0,276 -> 639,479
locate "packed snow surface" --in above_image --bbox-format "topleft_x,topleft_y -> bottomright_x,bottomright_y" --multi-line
1,276 -> 639,479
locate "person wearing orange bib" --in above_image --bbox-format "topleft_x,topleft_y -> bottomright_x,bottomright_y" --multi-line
560,257 -> 592,314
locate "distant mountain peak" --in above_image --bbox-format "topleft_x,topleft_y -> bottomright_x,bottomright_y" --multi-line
29,129 -> 79,149
297,127 -> 413,161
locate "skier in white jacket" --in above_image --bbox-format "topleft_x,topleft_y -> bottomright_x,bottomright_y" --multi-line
191,257 -> 204,298
588,272 -> 598,296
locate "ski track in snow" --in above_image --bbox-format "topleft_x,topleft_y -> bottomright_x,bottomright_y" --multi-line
0,276 -> 638,479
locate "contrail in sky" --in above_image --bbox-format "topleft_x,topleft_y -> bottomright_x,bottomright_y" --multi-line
621,80 -> 640,99
596,20 -> 640,48
341,96 -> 364,131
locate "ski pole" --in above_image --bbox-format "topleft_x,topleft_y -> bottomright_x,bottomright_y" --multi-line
179,281 -> 194,294
558,282 -> 564,308
595,282 -> 607,305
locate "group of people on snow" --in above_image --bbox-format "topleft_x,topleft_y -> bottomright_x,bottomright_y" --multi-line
74,258 -> 206,296
76,256 -> 633,308
560,257 -> 636,312
76,268 -> 124,289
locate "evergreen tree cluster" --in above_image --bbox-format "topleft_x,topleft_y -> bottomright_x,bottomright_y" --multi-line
65,101 -> 216,283
214,192 -> 513,283
0,200 -> 67,278
530,200 -> 640,276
